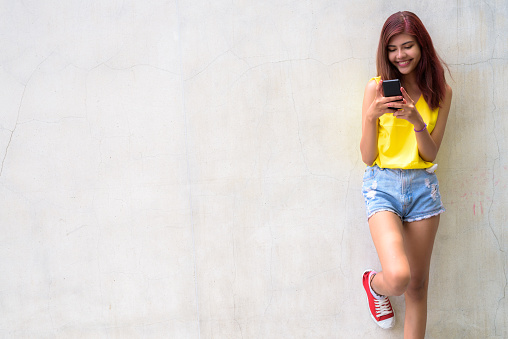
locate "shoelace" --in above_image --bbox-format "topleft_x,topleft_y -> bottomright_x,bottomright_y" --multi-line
374,297 -> 393,317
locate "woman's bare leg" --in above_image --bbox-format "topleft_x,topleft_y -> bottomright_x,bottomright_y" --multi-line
369,211 -> 411,297
402,215 -> 440,339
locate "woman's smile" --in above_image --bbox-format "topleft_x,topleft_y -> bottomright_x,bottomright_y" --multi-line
397,60 -> 411,67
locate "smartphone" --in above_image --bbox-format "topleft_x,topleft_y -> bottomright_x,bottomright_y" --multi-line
382,79 -> 403,110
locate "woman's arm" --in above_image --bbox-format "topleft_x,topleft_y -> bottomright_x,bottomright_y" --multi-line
424,85 -> 453,159
394,85 -> 453,162
360,80 -> 400,165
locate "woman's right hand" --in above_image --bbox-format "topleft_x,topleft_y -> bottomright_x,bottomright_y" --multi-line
365,80 -> 402,121
360,79 -> 400,165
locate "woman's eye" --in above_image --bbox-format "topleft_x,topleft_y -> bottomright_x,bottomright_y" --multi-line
405,45 -> 413,49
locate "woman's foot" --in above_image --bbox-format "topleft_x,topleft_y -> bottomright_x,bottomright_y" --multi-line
362,270 -> 395,329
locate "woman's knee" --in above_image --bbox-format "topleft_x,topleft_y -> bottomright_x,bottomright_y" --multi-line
405,275 -> 429,300
384,267 -> 411,296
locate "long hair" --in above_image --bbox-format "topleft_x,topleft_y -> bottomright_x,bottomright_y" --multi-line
376,11 -> 447,110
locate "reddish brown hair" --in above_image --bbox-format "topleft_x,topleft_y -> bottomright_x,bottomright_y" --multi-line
376,11 -> 447,110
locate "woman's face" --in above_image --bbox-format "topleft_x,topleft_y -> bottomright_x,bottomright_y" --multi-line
387,33 -> 421,75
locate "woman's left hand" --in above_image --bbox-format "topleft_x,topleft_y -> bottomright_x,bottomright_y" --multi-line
393,87 -> 426,130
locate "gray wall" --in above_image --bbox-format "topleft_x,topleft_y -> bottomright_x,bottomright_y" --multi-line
1,1 -> 506,338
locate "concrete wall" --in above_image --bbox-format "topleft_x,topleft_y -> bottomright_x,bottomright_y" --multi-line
1,1 -> 506,338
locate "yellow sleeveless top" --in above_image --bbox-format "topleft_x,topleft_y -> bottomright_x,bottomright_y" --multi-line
371,77 -> 439,169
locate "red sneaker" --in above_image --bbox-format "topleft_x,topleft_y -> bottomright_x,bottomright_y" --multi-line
362,270 -> 395,329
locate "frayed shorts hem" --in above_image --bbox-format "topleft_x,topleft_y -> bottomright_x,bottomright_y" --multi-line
367,208 -> 445,223
405,208 -> 445,223
367,209 -> 401,221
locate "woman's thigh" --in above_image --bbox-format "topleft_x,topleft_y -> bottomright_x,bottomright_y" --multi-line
403,215 -> 440,287
369,211 -> 409,275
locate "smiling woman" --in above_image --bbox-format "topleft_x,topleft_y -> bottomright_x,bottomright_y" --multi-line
359,11 -> 453,338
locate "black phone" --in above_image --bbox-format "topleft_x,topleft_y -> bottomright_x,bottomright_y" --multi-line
382,79 -> 403,110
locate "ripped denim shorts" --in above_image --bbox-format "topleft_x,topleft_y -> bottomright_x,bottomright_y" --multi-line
362,165 -> 445,222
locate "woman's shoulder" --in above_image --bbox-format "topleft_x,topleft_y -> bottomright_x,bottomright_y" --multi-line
441,83 -> 452,107
441,83 -> 453,110
364,77 -> 379,95
445,84 -> 452,97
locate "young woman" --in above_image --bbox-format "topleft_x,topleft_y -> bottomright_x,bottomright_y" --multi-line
360,11 -> 452,338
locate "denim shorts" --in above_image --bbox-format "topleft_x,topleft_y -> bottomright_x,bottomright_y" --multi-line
362,165 -> 445,222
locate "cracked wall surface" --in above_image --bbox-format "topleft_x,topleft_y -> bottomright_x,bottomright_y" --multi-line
0,1 -> 507,338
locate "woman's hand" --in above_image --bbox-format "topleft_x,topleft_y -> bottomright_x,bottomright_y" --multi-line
361,79 -> 402,165
392,87 -> 426,130
366,80 -> 403,122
